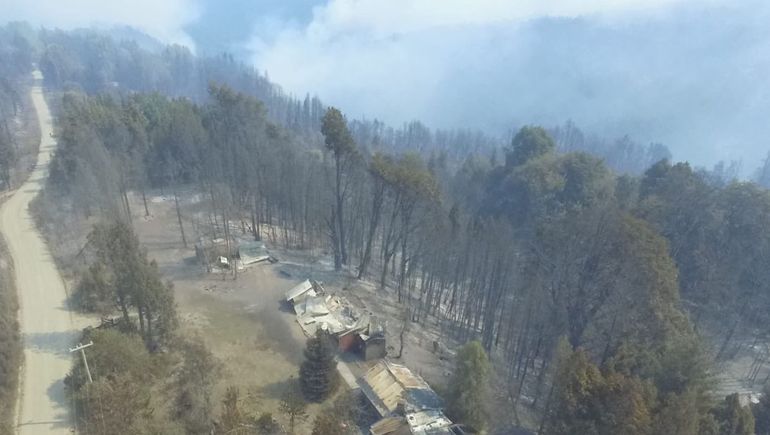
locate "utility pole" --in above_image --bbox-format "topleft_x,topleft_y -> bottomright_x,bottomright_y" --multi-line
69,341 -> 94,383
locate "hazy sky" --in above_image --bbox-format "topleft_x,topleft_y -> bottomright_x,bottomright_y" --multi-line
2,0 -> 769,169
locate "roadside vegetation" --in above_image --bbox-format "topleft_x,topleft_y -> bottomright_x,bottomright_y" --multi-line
0,23 -> 38,434
0,240 -> 21,435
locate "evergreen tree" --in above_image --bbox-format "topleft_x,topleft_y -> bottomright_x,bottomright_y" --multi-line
753,384 -> 770,435
505,125 -> 555,168
299,329 -> 339,402
546,348 -> 656,435
321,106 -> 357,270
713,394 -> 755,435
447,341 -> 491,432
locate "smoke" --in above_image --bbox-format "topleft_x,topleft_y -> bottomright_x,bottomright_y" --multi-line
248,0 -> 770,169
0,0 -> 201,48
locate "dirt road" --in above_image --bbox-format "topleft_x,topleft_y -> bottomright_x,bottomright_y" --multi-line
1,70 -> 86,434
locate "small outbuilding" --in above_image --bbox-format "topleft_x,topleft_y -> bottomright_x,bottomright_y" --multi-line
238,239 -> 270,265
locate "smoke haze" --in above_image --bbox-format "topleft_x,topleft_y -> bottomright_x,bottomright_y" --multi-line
3,0 -> 770,169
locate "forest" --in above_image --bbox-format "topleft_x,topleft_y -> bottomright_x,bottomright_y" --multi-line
3,22 -> 770,435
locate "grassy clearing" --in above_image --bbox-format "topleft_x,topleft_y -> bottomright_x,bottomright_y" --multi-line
179,292 -> 321,429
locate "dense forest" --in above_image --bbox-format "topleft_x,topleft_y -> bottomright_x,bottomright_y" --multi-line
4,22 -> 770,434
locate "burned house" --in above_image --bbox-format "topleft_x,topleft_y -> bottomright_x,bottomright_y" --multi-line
361,361 -> 455,435
284,281 -> 387,359
338,325 -> 387,360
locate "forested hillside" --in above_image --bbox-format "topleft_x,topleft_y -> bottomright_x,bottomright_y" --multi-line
34,26 -> 680,178
4,22 -> 770,434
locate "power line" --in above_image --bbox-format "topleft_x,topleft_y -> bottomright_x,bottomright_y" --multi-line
69,341 -> 94,383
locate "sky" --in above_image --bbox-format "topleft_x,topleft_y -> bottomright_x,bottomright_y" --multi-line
1,0 -> 769,170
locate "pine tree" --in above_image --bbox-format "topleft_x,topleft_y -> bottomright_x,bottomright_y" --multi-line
447,341 -> 491,432
299,329 -> 339,402
753,384 -> 770,435
321,106 -> 357,270
713,394 -> 755,435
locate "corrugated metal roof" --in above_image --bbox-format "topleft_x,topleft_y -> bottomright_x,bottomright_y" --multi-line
361,361 -> 445,417
297,296 -> 331,317
361,361 -> 407,416
285,279 -> 314,302
294,292 -> 369,338
389,364 -> 431,389
239,240 -> 268,265
370,417 -> 409,435
406,410 -> 453,434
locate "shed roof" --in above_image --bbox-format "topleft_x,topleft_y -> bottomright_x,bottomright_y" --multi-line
360,361 -> 444,417
361,361 -> 408,416
370,417 -> 409,435
239,240 -> 269,265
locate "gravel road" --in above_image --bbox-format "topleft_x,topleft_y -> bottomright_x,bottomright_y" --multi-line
2,70 -> 86,435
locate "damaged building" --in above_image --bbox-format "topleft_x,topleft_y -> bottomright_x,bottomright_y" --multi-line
361,361 -> 456,435
284,280 -> 387,360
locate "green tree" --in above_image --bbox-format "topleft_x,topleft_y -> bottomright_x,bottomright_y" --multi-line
72,262 -> 112,314
486,151 -> 613,227
64,329 -> 154,390
73,373 -> 154,435
0,130 -> 15,190
173,338 -> 220,434
505,125 -> 556,168
321,107 -> 357,270
85,220 -> 178,349
754,384 -> 770,434
713,394 -> 755,435
447,341 -> 491,432
546,348 -> 655,435
64,329 -> 177,435
299,330 -> 339,402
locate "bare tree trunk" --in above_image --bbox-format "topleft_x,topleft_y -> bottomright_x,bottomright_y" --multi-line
330,206 -> 342,271
335,154 -> 348,266
358,183 -> 384,279
141,188 -> 150,217
174,189 -> 187,248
